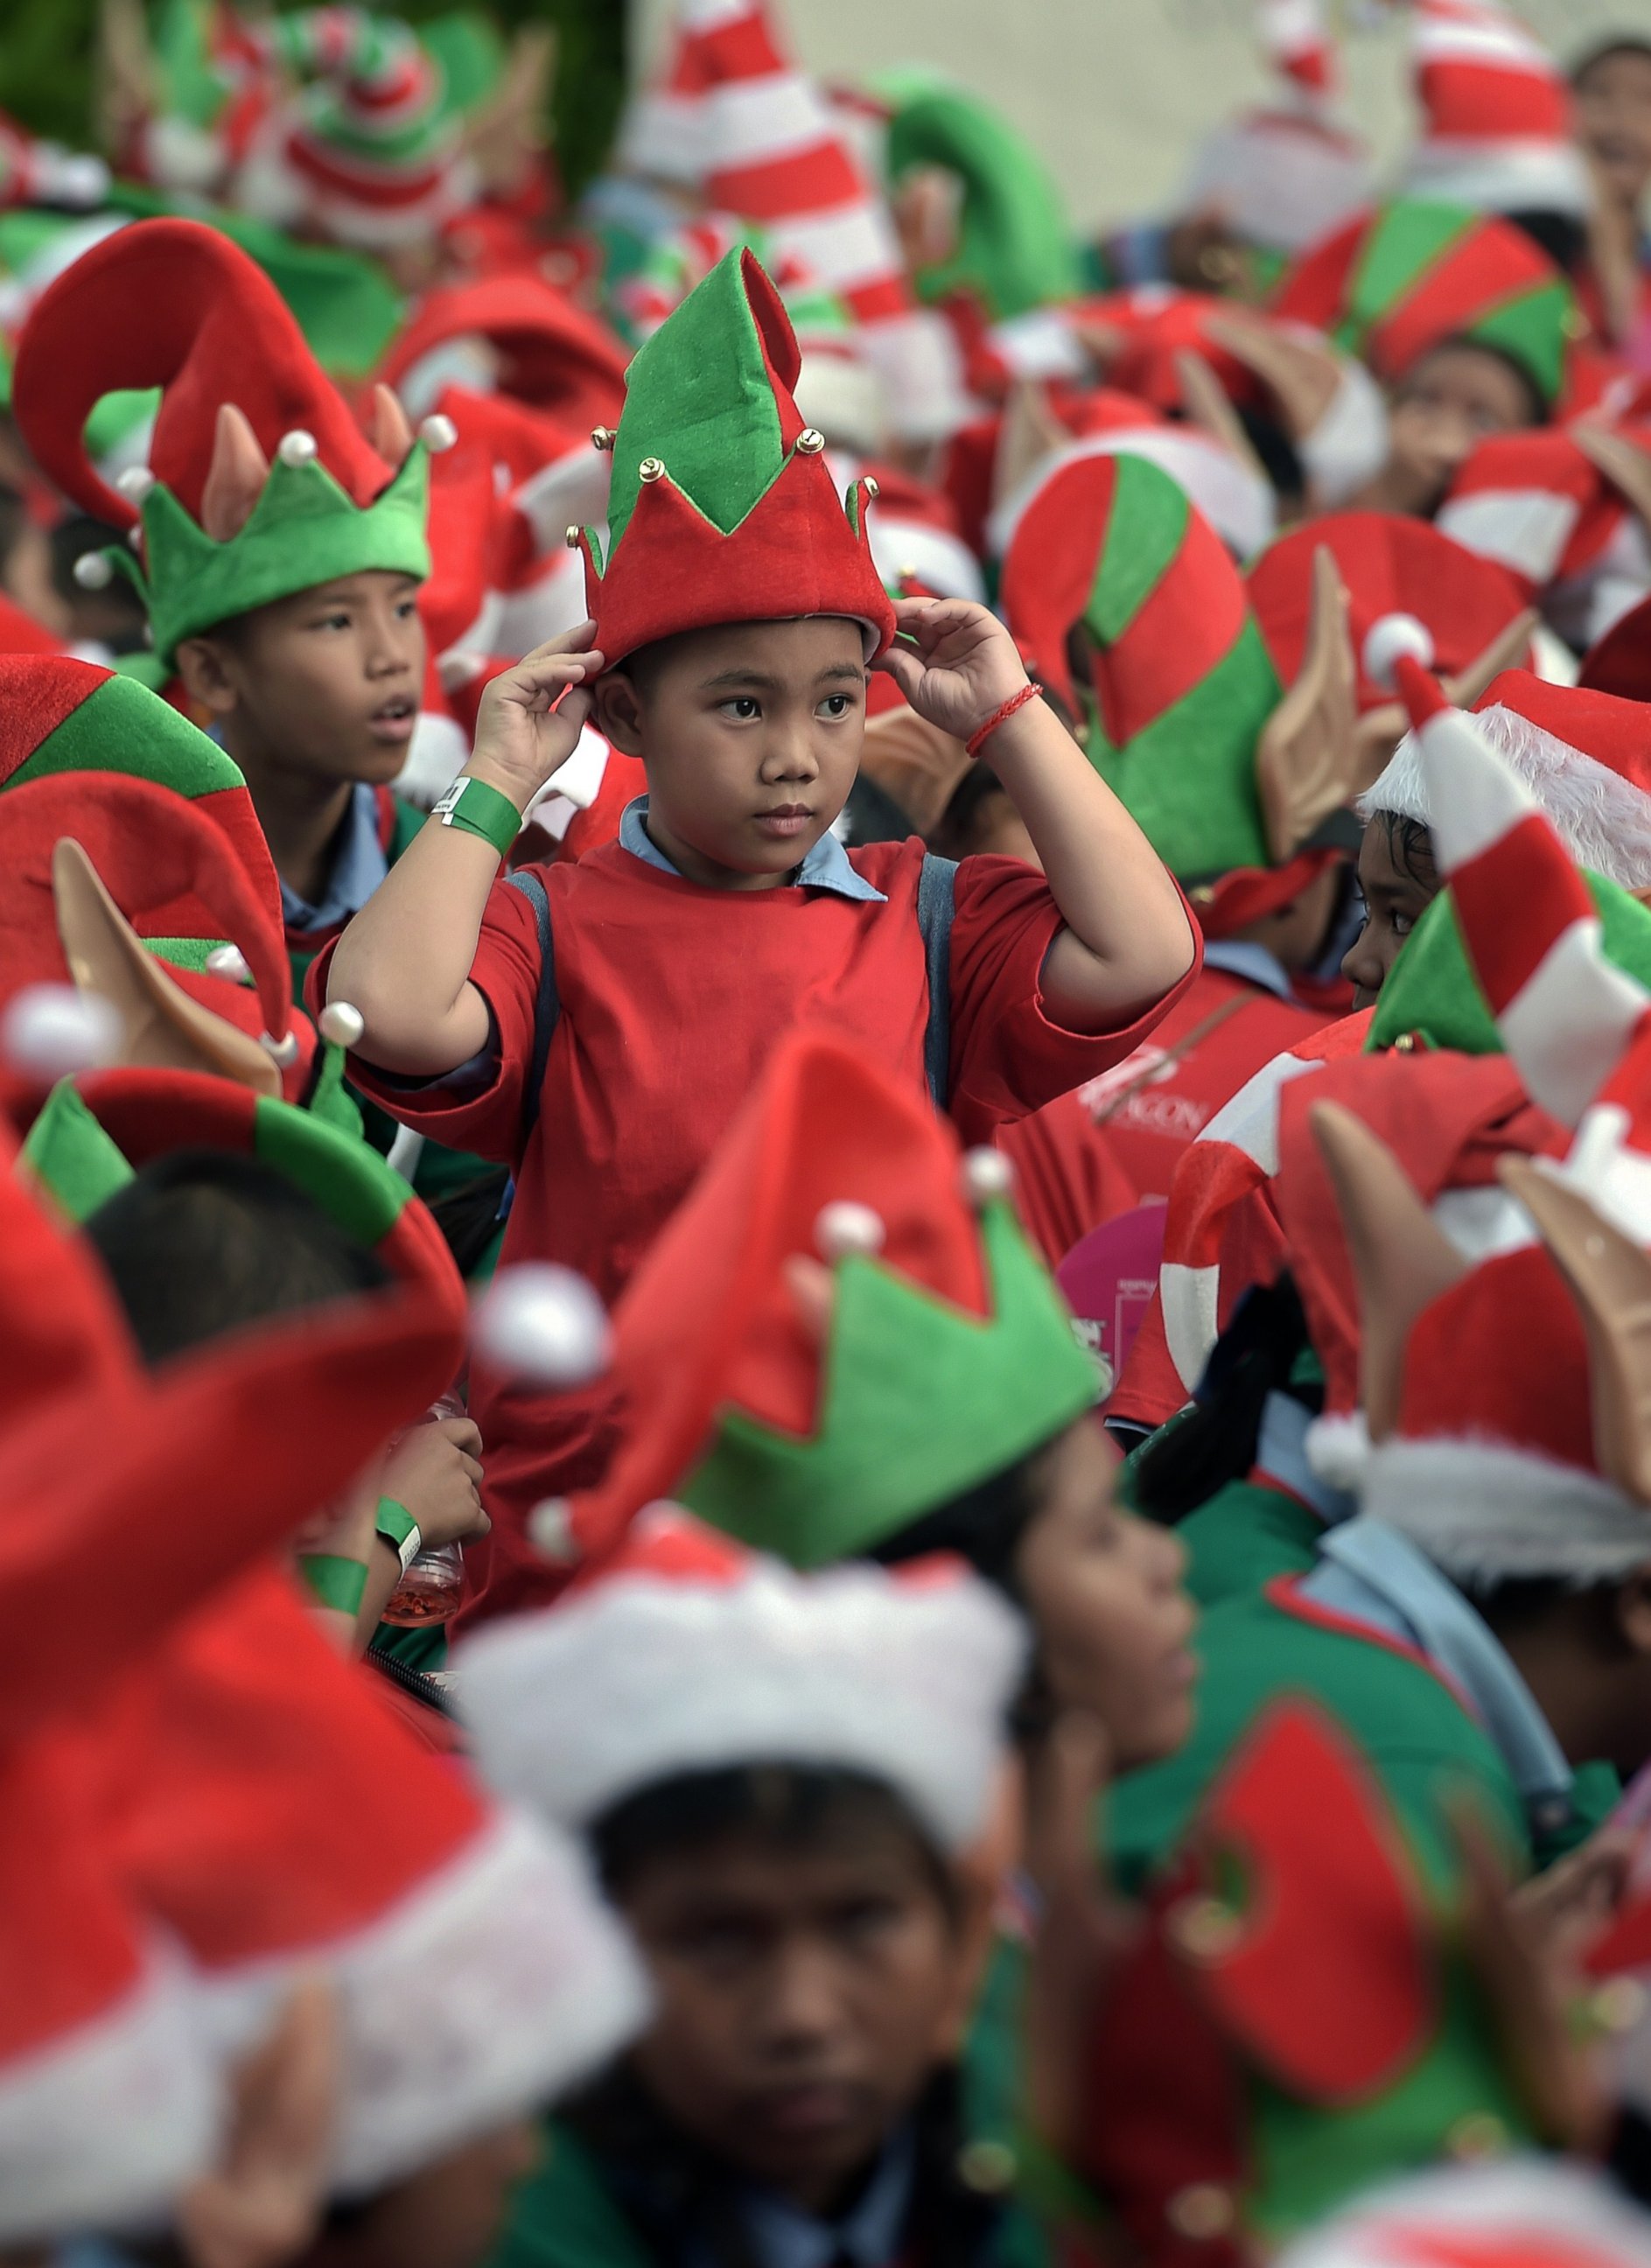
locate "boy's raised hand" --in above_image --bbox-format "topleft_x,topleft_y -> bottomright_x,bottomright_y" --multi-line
469,620 -> 607,806
876,596 -> 1030,745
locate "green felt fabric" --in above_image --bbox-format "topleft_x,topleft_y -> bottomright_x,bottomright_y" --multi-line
21,1082 -> 135,1221
1179,1479 -> 1325,1609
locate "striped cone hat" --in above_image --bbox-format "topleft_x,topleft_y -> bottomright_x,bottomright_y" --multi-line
999,450 -> 1362,933
1272,198 -> 1579,408
1401,0 -> 1589,220
619,0 -> 965,442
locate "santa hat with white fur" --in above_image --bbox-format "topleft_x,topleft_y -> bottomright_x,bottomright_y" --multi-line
1361,654 -> 1651,894
1276,2158 -> 1651,2268
1400,0 -> 1592,221
458,1506 -> 1024,1856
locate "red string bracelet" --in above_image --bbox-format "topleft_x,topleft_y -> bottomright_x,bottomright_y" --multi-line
966,680 -> 1043,760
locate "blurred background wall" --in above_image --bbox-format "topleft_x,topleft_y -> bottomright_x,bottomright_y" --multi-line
630,0 -> 1644,234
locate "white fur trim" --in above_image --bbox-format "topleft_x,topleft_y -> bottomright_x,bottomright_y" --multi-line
0,1943 -> 219,2243
869,514 -> 986,604
1361,702 -> 1651,891
1405,137 -> 1592,222
457,1562 -> 1026,1855
1180,114 -> 1372,255
1361,1435 -> 1651,1584
325,1808 -> 649,2196
858,307 -> 973,445
1431,1182 -> 1536,1264
512,448 -> 612,556
1277,2157 -> 1651,2268
794,347 -> 889,459
1304,1410 -> 1373,1493
989,431 -> 1274,567
1298,351 -> 1389,508
393,710 -> 472,809
1419,707 -> 1538,868
986,307 -> 1089,383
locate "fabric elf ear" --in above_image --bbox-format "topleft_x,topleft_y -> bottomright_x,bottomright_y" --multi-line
1253,544 -> 1359,863
1501,1156 -> 1651,1505
199,406 -> 272,545
991,379 -> 1069,516
1311,1099 -> 1468,1441
1575,424 -> 1651,535
1173,346 -> 1267,481
368,384 -> 416,468
52,839 -> 281,1096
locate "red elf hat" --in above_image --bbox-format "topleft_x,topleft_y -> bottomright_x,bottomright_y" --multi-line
1248,514 -> 1531,712
1580,591 -> 1651,704
0,772 -> 311,1108
107,1562 -> 649,2198
376,271 -> 630,436
570,248 -> 895,668
1400,0 -> 1589,221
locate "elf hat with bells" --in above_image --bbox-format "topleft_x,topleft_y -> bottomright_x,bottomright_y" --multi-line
460,1504 -> 1024,1861
10,216 -> 453,666
531,1026 -> 1100,1578
567,247 -> 896,670
999,449 -> 1364,937
0,770 -> 317,1112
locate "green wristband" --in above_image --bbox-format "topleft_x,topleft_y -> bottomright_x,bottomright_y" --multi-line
298,1553 -> 369,1617
430,774 -> 521,861
375,1495 -> 423,1573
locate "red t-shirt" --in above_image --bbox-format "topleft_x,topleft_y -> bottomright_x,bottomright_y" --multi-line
998,962 -> 1337,1269
313,832 -> 1197,1619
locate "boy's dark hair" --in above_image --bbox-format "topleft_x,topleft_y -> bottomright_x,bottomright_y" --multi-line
85,1148 -> 391,1366
1375,808 -> 1440,895
1398,334 -> 1549,428
1573,37 -> 1651,87
591,1762 -> 956,1914
866,1442 -> 1053,1602
1502,209 -> 1589,281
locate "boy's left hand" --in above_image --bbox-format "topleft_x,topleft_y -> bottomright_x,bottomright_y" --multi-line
876,597 -> 1029,745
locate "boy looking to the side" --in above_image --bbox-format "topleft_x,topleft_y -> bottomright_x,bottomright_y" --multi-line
320,248 -> 1196,1614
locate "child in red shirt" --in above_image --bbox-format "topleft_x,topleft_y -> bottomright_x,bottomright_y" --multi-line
320,249 -> 1195,1616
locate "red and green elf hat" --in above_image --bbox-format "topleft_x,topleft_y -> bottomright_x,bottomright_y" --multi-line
11,217 -> 439,664
1271,199 -> 1578,407
0,770 -> 314,1106
552,1026 -> 1099,1573
999,449 -> 1359,933
570,247 -> 895,668
22,1065 -> 467,1330
0,653 -> 276,906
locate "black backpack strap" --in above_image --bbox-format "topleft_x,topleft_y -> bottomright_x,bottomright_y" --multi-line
915,852 -> 957,1111
504,868 -> 559,1139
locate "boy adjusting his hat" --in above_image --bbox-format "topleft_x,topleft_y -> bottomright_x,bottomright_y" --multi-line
322,248 -> 1196,1612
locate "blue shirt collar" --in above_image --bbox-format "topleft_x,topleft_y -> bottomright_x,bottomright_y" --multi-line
1203,937 -> 1297,1004
278,781 -> 390,934
1254,1391 -> 1357,1530
734,2128 -> 914,2268
619,795 -> 886,903
1302,1516 -> 1576,1837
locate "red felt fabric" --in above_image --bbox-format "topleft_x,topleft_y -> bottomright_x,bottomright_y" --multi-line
311,833 -> 1198,1618
0,653 -> 108,770
1397,1241 -> 1596,1472
1450,813 -> 1597,1018
998,454 -> 1120,718
376,273 -> 628,430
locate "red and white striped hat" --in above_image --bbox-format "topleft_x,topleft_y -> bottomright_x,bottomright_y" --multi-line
1277,2160 -> 1651,2268
1437,424 -> 1651,653
1400,0 -> 1591,220
1363,665 -> 1651,892
615,0 -> 967,441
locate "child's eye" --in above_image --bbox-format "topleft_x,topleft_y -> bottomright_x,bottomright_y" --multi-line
1392,910 -> 1415,939
311,612 -> 351,632
721,696 -> 762,720
816,693 -> 856,719
395,598 -> 420,620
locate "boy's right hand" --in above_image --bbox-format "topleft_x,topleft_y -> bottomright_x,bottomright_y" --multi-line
467,620 -> 607,807
380,1416 -> 490,1550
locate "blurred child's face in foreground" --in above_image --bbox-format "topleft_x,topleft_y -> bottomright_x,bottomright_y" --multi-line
1014,1418 -> 1199,1771
178,570 -> 427,789
1384,344 -> 1541,516
593,616 -> 868,889
1576,46 -> 1651,213
617,1801 -> 961,2215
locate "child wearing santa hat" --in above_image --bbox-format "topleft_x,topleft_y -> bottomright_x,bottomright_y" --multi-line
319,247 -> 1196,1618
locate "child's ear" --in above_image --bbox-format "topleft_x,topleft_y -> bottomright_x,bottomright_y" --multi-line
591,668 -> 645,757
174,634 -> 239,718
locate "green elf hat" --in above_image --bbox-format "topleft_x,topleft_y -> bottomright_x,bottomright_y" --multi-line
570,247 -> 896,668
543,1026 -> 1099,1575
1272,199 -> 1578,408
1000,450 -> 1363,936
874,72 -> 1081,323
23,1066 -> 466,1328
10,217 -> 446,665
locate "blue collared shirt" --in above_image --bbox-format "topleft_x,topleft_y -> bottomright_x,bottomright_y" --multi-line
703,2129 -> 914,2268
619,795 -> 887,905
1202,936 -> 1296,1004
279,781 -> 390,934
1302,1516 -> 1576,1837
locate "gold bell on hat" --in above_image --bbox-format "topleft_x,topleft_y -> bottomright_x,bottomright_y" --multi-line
591,426 -> 616,452
795,428 -> 826,454
639,456 -> 666,483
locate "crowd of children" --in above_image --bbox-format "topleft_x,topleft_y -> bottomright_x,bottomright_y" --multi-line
10,1 -> 1651,2264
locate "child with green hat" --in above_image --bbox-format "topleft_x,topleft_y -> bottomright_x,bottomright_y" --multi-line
321,245 -> 1197,1620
